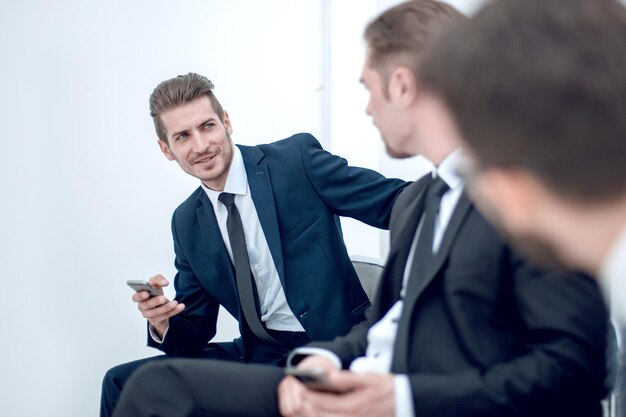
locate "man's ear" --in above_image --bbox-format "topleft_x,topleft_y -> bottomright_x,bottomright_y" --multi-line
223,111 -> 233,135
388,66 -> 418,106
158,139 -> 175,161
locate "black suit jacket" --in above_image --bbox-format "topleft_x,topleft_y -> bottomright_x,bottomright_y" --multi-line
311,175 -> 608,417
149,133 -> 407,358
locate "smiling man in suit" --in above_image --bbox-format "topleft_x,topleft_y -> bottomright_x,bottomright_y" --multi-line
111,2 -> 608,417
100,72 -> 407,417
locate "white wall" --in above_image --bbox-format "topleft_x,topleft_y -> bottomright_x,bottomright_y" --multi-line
0,1 -> 323,416
0,1 -> 484,416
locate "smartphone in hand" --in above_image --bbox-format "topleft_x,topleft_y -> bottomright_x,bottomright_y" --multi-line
127,280 -> 161,297
284,367 -> 344,393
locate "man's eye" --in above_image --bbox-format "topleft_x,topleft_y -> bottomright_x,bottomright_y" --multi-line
202,123 -> 214,129
176,133 -> 187,141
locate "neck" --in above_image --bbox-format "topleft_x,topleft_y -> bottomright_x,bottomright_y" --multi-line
427,144 -> 458,167
545,197 -> 626,275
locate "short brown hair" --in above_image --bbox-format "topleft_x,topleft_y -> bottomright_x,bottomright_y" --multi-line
364,0 -> 465,88
420,0 -> 626,202
149,73 -> 225,142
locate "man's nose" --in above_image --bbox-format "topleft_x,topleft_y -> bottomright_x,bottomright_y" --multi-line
190,131 -> 208,152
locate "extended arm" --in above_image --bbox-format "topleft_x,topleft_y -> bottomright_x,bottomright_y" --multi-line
299,134 -> 407,229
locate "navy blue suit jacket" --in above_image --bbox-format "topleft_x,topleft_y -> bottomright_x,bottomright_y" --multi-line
149,133 -> 407,357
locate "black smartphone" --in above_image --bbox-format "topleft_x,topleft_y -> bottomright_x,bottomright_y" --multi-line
284,367 -> 343,393
126,280 -> 161,297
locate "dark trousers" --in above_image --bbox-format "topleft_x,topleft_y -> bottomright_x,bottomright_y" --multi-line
112,359 -> 284,417
101,330 -> 309,417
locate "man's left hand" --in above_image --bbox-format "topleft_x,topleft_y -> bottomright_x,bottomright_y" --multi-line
280,371 -> 395,417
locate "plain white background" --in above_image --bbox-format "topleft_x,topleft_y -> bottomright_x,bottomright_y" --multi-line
0,1 -> 483,415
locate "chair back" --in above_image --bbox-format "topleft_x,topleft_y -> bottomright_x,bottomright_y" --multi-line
351,255 -> 384,302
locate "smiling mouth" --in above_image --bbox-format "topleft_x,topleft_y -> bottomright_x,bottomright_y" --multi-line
194,152 -> 218,165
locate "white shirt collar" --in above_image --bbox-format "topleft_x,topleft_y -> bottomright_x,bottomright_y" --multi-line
432,148 -> 464,191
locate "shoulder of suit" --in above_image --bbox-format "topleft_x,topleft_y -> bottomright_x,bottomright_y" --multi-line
173,186 -> 205,218
395,174 -> 431,205
252,132 -> 321,153
237,133 -> 322,165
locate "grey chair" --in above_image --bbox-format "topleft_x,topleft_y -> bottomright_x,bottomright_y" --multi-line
350,255 -> 385,302
604,319 -> 625,417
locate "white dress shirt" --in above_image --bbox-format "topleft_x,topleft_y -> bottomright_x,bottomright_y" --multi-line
289,150 -> 465,417
152,146 -> 304,343
600,222 -> 626,417
601,223 -> 626,324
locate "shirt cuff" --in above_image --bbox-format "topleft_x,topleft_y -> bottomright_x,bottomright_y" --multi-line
148,323 -> 169,344
286,347 -> 342,369
395,374 -> 415,417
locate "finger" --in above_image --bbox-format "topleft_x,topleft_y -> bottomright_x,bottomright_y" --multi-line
278,377 -> 295,416
302,373 -> 362,413
146,303 -> 185,324
303,400 -> 326,417
279,376 -> 308,417
131,290 -> 153,303
139,299 -> 178,318
137,295 -> 170,311
311,373 -> 395,416
142,300 -> 180,318
327,370 -> 363,391
148,274 -> 169,288
297,356 -> 339,374
304,389 -> 345,412
148,304 -> 184,327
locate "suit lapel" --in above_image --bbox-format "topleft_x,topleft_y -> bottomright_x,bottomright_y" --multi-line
392,192 -> 473,372
390,183 -> 428,257
380,182 -> 429,309
196,191 -> 232,278
406,192 -> 472,302
239,145 -> 286,284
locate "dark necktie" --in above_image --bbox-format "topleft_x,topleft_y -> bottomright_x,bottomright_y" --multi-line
391,176 -> 449,372
407,176 -> 450,294
218,192 -> 281,347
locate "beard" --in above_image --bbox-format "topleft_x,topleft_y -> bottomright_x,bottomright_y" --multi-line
384,142 -> 413,159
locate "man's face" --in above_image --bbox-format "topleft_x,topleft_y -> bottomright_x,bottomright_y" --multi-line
158,96 -> 234,191
360,57 -> 414,159
461,156 -> 568,268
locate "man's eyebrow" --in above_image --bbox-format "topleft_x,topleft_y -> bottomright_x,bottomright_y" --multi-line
169,117 -> 216,140
197,117 -> 215,128
170,127 -> 189,140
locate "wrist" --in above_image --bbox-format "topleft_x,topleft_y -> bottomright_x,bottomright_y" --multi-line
152,320 -> 168,338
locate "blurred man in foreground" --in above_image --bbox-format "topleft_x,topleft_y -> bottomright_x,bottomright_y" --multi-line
417,0 -> 626,413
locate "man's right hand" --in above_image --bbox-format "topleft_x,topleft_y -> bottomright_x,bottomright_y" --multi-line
295,355 -> 339,374
132,274 -> 185,339
279,355 -> 340,417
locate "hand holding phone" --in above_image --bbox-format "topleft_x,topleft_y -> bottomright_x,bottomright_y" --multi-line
284,367 -> 345,393
127,279 -> 161,297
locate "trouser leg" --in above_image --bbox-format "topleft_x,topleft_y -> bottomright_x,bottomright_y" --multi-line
100,356 -> 169,417
112,359 -> 284,417
102,344 -> 237,417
